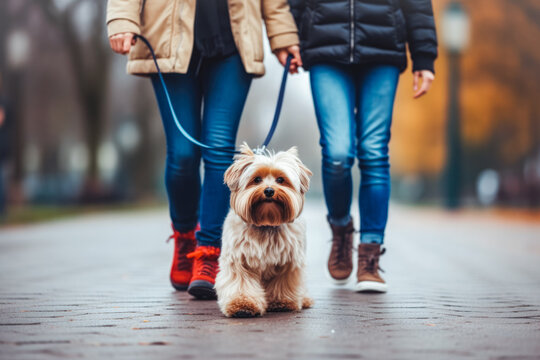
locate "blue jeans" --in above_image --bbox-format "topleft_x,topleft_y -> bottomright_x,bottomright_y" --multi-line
310,64 -> 400,244
151,53 -> 252,247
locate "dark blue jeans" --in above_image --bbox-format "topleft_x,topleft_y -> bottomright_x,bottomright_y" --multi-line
151,53 -> 252,247
310,64 -> 400,244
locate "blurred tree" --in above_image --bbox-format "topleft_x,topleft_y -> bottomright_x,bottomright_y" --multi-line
0,1 -> 32,205
460,0 -> 540,205
392,0 -> 540,206
132,82 -> 158,198
36,0 -> 111,200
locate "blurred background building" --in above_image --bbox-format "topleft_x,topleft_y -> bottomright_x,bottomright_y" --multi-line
0,0 -> 539,222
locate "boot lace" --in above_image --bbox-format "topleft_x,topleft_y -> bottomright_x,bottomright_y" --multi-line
167,228 -> 197,271
187,247 -> 221,277
360,247 -> 386,273
330,228 -> 355,265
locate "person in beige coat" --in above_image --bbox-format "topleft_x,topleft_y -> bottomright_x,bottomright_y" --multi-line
107,0 -> 301,299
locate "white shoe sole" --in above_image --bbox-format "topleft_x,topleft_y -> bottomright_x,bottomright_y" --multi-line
355,281 -> 388,293
325,267 -> 351,285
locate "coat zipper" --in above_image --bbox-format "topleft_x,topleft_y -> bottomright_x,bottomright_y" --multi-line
349,0 -> 355,63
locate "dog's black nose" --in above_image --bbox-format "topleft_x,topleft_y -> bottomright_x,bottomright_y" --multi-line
264,187 -> 275,198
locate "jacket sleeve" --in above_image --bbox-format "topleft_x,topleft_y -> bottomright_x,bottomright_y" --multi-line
106,0 -> 143,38
287,0 -> 305,29
400,0 -> 438,73
261,0 -> 300,51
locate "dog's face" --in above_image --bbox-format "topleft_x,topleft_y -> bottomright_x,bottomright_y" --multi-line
224,144 -> 312,226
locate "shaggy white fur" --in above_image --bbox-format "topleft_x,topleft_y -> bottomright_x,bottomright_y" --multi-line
215,144 -> 313,317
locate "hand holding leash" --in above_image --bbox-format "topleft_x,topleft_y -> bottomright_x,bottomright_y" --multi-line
109,32 -> 136,55
274,45 -> 302,74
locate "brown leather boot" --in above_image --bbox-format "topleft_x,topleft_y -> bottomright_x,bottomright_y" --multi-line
355,244 -> 387,293
326,219 -> 355,284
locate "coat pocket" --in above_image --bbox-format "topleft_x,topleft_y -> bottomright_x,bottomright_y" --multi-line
250,23 -> 264,61
140,0 -> 147,15
135,0 -> 174,59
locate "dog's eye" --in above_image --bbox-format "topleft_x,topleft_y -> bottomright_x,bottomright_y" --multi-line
276,177 -> 285,184
254,176 -> 262,184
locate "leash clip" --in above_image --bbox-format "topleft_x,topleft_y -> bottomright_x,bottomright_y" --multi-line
254,145 -> 266,156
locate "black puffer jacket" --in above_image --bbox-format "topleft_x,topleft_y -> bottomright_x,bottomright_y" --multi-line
288,0 -> 438,72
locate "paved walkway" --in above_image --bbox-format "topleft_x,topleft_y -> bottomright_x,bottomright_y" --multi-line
1,202 -> 539,359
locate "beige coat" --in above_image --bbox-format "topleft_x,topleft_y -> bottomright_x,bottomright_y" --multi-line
106,0 -> 299,76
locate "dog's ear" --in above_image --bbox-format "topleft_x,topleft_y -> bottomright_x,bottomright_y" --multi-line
224,146 -> 254,191
239,142 -> 254,157
297,161 -> 312,194
286,146 -> 299,157
286,147 -> 312,193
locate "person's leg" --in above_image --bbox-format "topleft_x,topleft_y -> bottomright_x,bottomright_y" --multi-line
354,65 -> 399,293
355,65 -> 400,245
310,64 -> 357,284
196,53 -> 253,248
310,64 -> 356,226
186,53 -> 252,299
151,71 -> 202,291
151,72 -> 202,233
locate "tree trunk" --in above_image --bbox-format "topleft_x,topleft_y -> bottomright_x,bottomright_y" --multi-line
37,0 -> 112,201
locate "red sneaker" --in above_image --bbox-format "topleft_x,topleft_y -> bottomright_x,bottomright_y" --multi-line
167,224 -> 198,291
186,245 -> 221,299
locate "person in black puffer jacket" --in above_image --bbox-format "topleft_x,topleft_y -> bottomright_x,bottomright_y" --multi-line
289,0 -> 437,293
289,0 -> 437,72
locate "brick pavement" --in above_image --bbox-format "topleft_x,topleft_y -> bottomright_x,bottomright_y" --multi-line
1,202 -> 539,359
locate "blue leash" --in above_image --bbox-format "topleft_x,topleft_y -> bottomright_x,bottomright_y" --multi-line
134,34 -> 292,154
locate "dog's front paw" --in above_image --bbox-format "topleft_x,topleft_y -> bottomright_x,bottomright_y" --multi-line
267,299 -> 301,312
223,296 -> 265,318
302,296 -> 314,309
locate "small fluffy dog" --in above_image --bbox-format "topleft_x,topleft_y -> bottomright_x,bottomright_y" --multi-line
215,144 -> 313,318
